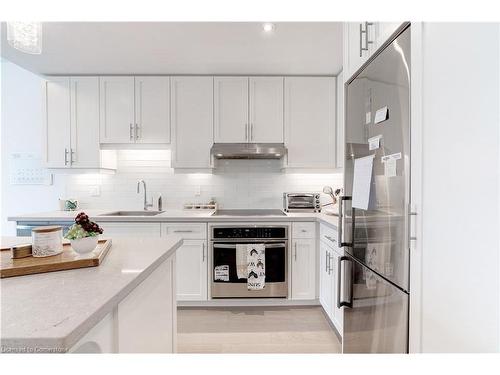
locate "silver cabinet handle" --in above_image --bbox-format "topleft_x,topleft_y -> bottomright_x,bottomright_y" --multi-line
70,148 -> 75,165
173,230 -> 194,233
328,253 -> 333,275
245,123 -> 248,141
64,148 -> 69,165
294,242 -> 297,261
129,123 -> 134,141
325,235 -> 336,243
250,123 -> 253,141
202,242 -> 205,262
135,124 -> 140,140
360,22 -> 374,56
325,250 -> 329,272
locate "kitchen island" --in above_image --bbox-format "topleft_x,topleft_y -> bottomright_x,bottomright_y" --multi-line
0,236 -> 182,353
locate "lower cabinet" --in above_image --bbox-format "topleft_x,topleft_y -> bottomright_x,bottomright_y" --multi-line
69,256 -> 176,353
175,239 -> 208,301
161,223 -> 208,301
291,238 -> 316,300
319,225 -> 343,335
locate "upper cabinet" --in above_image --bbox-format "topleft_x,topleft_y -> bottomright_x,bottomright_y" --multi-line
171,76 -> 214,169
43,76 -> 116,170
214,76 -> 284,143
100,76 -> 170,144
214,77 -> 249,143
284,77 -> 336,169
249,77 -> 284,143
343,22 -> 404,81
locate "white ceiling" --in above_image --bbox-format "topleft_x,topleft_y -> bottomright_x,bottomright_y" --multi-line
0,22 -> 343,76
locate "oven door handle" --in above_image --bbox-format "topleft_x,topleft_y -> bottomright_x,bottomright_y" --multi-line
213,243 -> 286,249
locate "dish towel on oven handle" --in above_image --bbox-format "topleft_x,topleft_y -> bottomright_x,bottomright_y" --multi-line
235,244 -> 248,279
247,243 -> 265,290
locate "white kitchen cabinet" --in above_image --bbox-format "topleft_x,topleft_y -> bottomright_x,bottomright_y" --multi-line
249,77 -> 284,143
99,76 -> 135,144
134,76 -> 170,144
319,241 -> 333,317
43,77 -> 71,168
162,223 -> 208,301
97,222 -> 161,238
214,77 -> 249,143
291,238 -> 316,300
171,76 -> 214,169
284,77 -> 336,169
117,257 -> 176,353
43,76 -> 116,170
175,240 -> 208,301
70,312 -> 115,353
100,76 -> 170,144
336,71 -> 345,169
319,223 -> 343,335
343,22 -> 404,82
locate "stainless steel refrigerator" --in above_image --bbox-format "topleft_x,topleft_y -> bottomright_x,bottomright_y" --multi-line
339,24 -> 411,353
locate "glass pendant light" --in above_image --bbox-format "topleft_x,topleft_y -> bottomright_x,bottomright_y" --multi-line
6,22 -> 42,54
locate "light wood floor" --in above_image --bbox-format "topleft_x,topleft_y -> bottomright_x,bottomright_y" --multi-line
177,306 -> 342,353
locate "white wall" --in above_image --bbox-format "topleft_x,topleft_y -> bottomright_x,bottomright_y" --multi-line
420,23 -> 500,352
64,150 -> 342,211
1,61 -> 66,235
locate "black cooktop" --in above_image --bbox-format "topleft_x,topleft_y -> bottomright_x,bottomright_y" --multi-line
211,209 -> 287,217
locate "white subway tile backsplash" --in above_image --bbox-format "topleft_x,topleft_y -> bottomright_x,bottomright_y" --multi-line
64,150 -> 343,210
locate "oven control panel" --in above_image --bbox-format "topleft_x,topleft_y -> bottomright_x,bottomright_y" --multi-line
212,227 -> 287,239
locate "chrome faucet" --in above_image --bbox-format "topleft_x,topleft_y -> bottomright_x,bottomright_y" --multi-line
137,179 -> 153,211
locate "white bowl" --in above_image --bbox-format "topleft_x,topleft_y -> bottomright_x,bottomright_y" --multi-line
70,236 -> 98,254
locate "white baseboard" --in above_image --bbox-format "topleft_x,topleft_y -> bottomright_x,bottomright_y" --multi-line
178,298 -> 320,308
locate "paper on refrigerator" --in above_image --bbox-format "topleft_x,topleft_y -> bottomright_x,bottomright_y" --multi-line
352,154 -> 375,210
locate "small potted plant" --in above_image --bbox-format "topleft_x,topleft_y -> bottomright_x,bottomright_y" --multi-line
65,212 -> 103,254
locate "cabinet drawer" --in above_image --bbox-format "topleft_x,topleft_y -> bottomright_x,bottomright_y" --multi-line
320,223 -> 338,247
162,223 -> 207,240
292,222 -> 316,239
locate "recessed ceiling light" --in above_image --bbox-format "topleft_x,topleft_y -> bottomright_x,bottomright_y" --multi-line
262,23 -> 275,33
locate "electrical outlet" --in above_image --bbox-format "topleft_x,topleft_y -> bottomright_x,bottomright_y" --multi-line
195,185 -> 201,197
89,186 -> 100,197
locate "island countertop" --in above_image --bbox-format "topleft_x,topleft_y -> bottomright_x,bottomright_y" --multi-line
0,236 -> 182,353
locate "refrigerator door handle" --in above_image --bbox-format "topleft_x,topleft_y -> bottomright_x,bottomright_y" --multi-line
338,196 -> 352,247
337,256 -> 353,308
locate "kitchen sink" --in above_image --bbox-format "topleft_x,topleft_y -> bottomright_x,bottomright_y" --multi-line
99,211 -> 163,217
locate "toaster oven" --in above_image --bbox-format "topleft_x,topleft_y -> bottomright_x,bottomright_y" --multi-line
283,192 -> 321,213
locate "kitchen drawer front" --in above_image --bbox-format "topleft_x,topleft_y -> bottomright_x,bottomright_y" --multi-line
320,223 -> 338,248
292,222 -> 316,239
162,223 -> 207,240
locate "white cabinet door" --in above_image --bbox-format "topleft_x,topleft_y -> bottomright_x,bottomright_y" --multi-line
43,77 -> 71,168
118,257 -> 176,353
97,222 -> 161,238
70,77 -> 101,168
171,76 -> 214,168
291,238 -> 316,300
344,22 -> 377,80
329,248 -> 343,333
99,76 -> 135,144
336,71 -> 345,169
319,241 -> 333,317
249,77 -> 284,143
134,76 -> 170,144
284,77 -> 336,169
176,240 -> 208,301
214,77 -> 248,143
375,22 -> 403,49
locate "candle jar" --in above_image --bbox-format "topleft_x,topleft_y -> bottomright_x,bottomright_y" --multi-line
32,226 -> 63,257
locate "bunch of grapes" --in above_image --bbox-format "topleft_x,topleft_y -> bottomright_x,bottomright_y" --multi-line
74,212 -> 103,235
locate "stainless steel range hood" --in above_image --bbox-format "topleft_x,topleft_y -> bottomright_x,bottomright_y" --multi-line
211,143 -> 286,160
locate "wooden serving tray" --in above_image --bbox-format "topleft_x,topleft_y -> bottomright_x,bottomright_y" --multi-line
0,239 -> 112,278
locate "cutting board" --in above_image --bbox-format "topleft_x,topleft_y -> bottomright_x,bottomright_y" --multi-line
0,239 -> 112,278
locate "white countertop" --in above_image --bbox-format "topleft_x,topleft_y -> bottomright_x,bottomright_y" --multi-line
0,236 -> 183,353
8,209 -> 339,229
